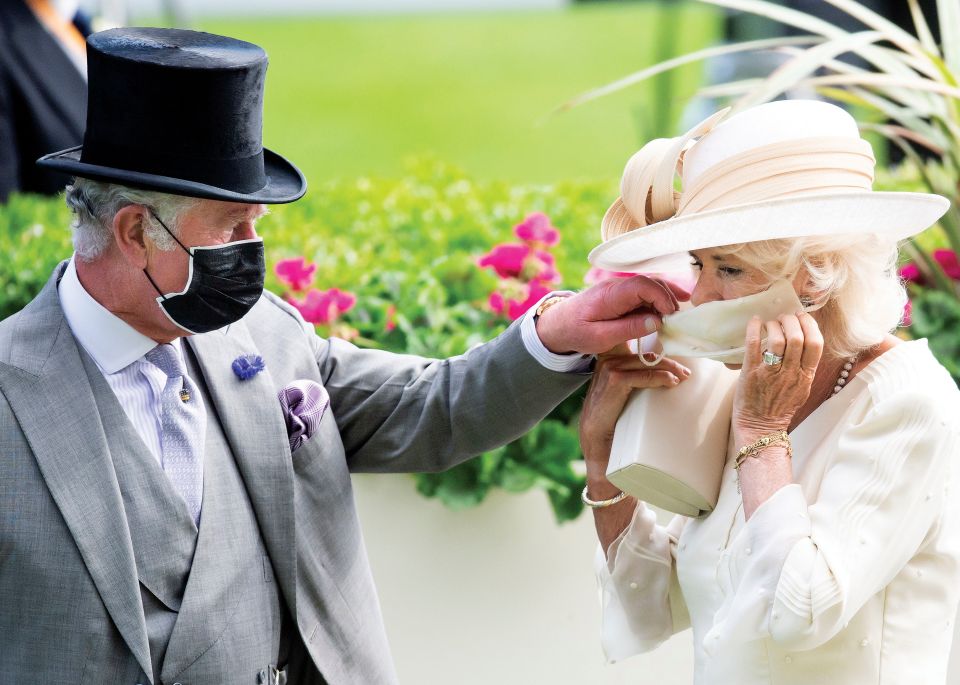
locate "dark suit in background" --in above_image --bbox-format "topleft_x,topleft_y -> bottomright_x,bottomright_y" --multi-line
0,0 -> 88,201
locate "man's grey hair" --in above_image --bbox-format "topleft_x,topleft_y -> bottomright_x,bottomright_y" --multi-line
64,178 -> 200,261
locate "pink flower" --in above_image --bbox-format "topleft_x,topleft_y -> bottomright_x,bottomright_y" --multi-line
489,280 -> 553,321
900,262 -> 922,284
507,280 -> 553,320
531,250 -> 560,283
289,287 -> 356,325
478,244 -> 560,283
900,250 -> 960,286
934,249 -> 960,280
902,299 -> 913,327
275,257 -> 317,292
385,304 -> 397,333
514,213 -> 560,246
478,244 -> 530,279
488,291 -> 506,316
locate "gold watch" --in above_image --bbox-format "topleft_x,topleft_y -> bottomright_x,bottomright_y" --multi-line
533,294 -> 568,322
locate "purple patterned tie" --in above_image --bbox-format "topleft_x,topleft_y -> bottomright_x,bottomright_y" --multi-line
145,343 -> 206,525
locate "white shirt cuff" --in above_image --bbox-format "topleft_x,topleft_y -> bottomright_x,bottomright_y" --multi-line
519,290 -> 594,373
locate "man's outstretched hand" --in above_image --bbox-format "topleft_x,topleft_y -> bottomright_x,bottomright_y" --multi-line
535,276 -> 690,356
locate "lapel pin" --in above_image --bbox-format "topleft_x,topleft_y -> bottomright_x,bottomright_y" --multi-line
232,354 -> 266,381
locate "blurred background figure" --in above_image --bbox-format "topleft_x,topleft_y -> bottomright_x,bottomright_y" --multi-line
0,0 -> 92,201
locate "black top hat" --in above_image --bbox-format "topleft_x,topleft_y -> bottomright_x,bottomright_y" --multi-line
37,27 -> 306,203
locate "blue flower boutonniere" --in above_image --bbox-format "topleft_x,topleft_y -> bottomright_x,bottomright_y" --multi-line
232,354 -> 266,380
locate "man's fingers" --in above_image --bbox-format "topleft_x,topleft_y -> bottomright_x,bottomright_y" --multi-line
653,277 -> 692,303
592,312 -> 662,352
597,342 -> 633,359
600,276 -> 679,319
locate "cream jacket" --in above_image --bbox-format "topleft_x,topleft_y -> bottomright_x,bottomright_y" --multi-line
597,339 -> 960,684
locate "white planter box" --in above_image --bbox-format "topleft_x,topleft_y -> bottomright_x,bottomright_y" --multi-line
354,473 -> 960,684
354,473 -> 692,684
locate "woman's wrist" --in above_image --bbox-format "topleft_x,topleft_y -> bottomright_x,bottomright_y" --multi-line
733,419 -> 791,447
585,473 -> 623,500
738,443 -> 791,467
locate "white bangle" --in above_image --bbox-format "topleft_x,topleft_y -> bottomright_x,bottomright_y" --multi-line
581,485 -> 629,509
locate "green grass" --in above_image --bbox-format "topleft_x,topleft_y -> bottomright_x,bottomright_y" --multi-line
198,3 -> 720,184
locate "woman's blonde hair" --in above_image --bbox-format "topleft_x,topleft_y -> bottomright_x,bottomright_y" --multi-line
718,233 -> 907,360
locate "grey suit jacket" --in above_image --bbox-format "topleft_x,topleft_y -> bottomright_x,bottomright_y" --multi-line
0,262 -> 589,684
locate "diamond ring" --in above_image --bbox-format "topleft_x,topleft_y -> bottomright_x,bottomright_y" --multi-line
762,350 -> 784,366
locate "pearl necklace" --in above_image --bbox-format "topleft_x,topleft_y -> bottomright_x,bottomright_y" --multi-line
832,356 -> 858,395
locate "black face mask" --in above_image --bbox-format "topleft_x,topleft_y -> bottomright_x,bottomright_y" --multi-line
143,211 -> 265,335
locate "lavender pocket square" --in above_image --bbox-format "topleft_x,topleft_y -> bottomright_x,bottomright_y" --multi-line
278,380 -> 330,453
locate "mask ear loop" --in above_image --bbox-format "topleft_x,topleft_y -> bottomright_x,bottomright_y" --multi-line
634,335 -> 665,367
143,208 -> 189,301
143,269 -> 167,300
148,208 -> 190,252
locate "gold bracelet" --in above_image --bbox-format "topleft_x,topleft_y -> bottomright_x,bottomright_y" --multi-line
581,485 -> 629,509
734,430 -> 791,470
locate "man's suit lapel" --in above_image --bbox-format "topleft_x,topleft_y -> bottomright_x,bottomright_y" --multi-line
0,268 -> 153,681
186,323 -> 298,615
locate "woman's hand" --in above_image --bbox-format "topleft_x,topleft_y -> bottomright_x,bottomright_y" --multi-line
580,346 -> 692,485
733,312 -> 824,446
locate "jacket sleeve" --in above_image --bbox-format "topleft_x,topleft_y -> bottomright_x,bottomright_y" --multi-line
597,501 -> 691,661
298,308 -> 590,473
704,390 -> 959,653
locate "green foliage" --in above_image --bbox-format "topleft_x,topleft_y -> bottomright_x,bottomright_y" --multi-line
0,159 -> 609,522
0,194 -> 73,320
909,290 -> 960,383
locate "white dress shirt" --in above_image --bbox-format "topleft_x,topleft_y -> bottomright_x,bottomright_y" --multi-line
58,257 -> 191,463
57,256 -> 590,463
597,340 -> 960,684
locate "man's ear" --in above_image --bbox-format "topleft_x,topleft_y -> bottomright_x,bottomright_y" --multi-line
112,204 -> 151,269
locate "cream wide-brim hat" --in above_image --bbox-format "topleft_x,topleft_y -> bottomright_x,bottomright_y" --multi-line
589,100 -> 950,274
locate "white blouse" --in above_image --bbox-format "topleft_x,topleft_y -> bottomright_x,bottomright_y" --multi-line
597,339 -> 960,684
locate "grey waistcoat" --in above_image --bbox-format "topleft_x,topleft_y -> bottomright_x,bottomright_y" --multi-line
82,347 -> 291,685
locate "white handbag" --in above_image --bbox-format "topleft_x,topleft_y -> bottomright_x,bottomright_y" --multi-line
605,356 -> 739,517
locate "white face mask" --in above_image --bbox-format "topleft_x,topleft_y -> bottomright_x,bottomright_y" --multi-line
638,279 -> 806,365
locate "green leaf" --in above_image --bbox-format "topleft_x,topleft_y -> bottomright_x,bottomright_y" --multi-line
908,290 -> 960,384
735,31 -> 886,110
938,0 -> 960,75
557,35 -> 823,113
908,0 -> 940,57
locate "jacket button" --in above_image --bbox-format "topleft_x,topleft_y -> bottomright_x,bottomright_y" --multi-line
784,656 -> 793,664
